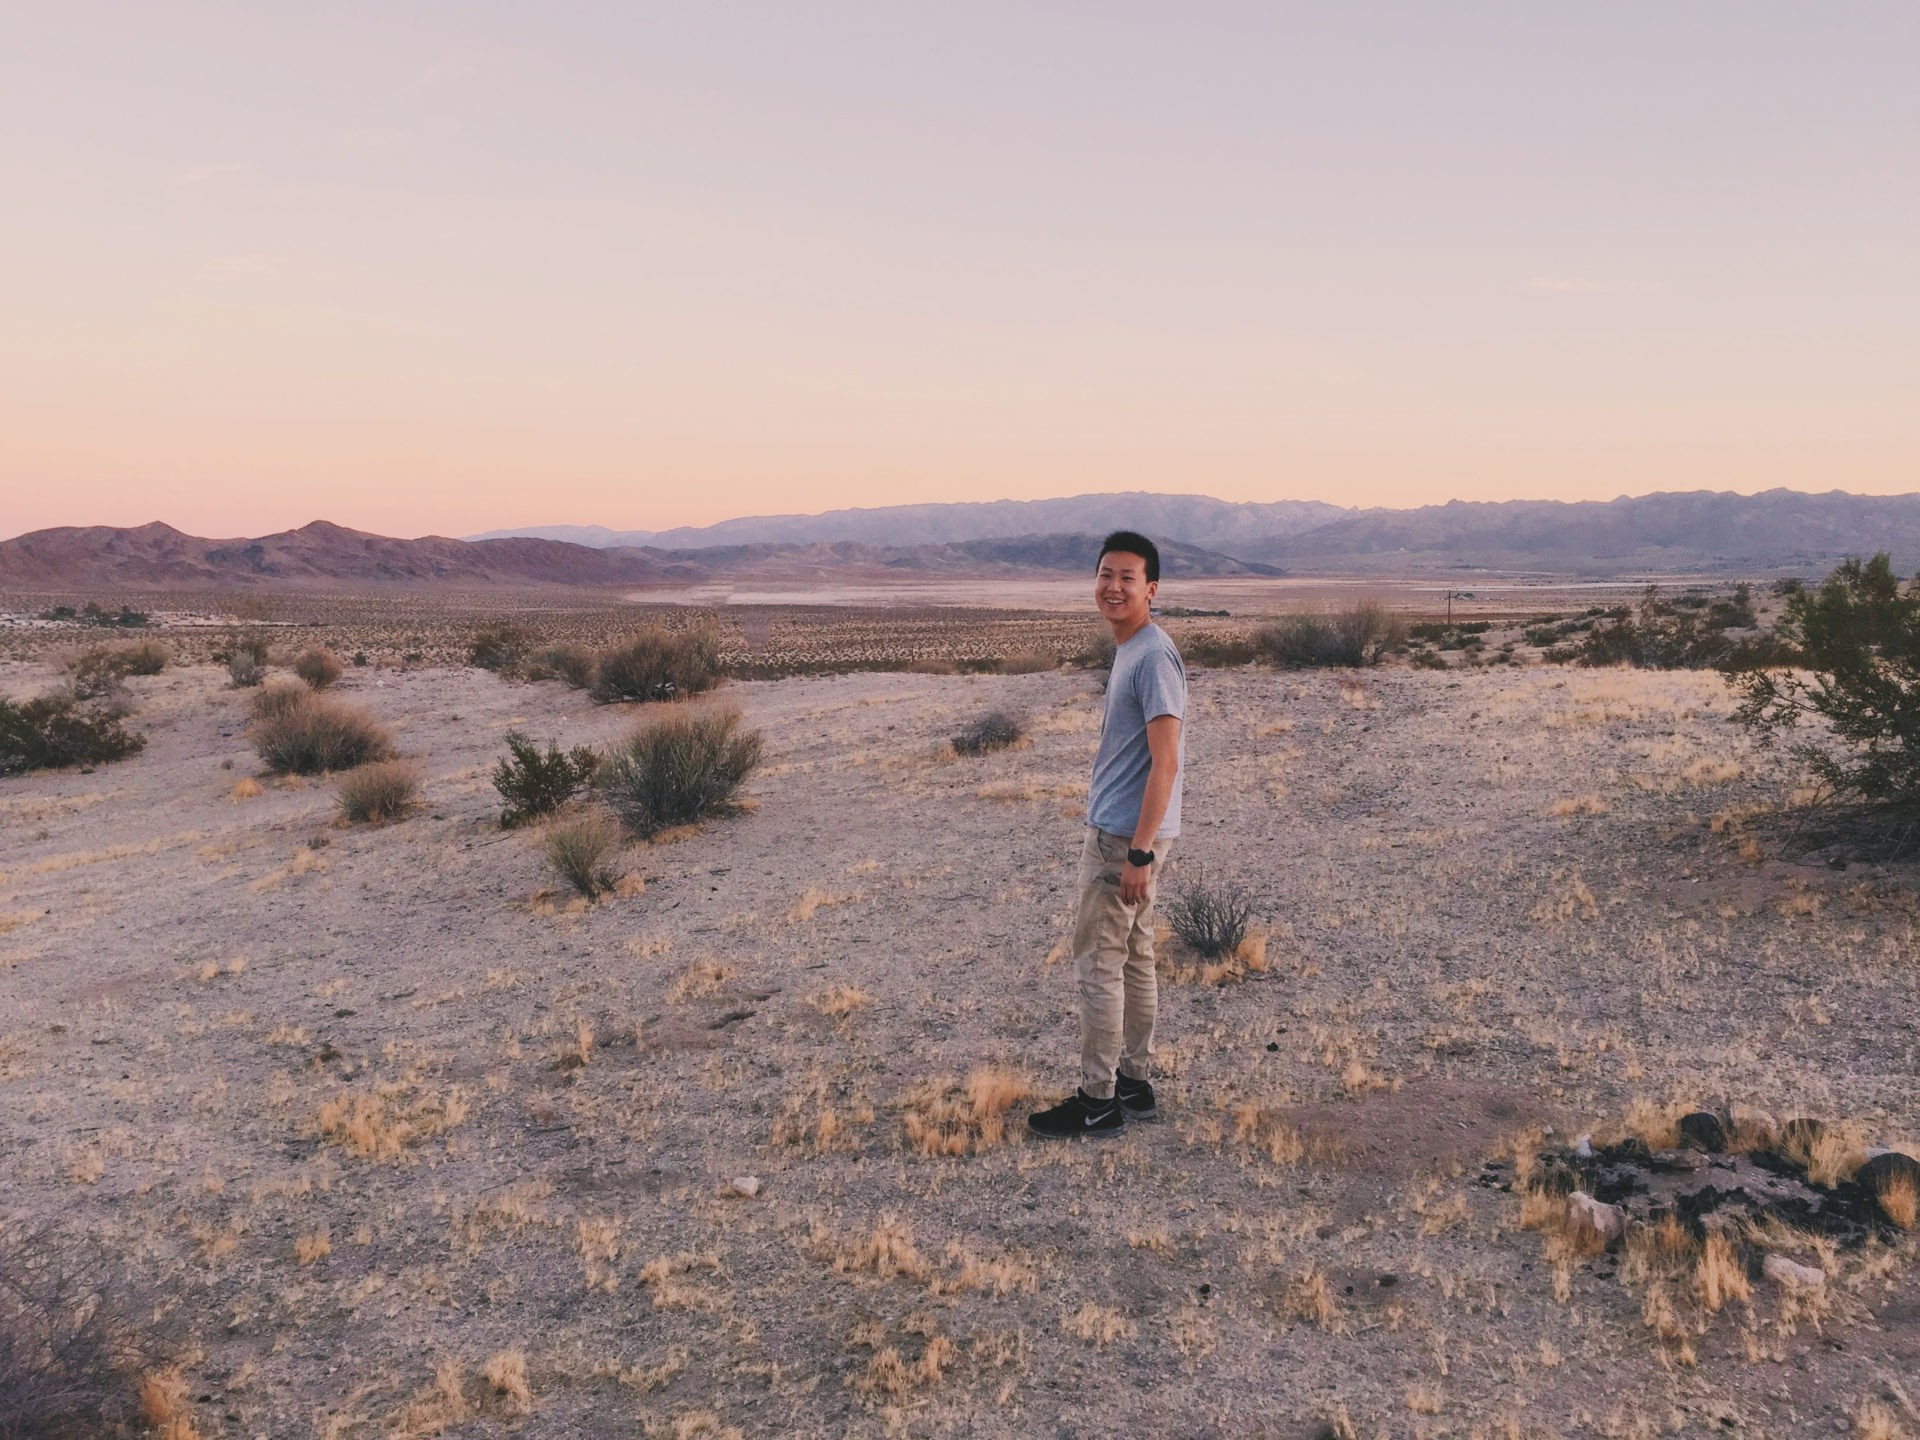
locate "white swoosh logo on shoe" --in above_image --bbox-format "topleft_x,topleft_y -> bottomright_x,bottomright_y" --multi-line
1085,1112 -> 1109,1126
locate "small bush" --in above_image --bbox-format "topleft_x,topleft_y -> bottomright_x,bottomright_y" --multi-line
493,731 -> 601,827
224,634 -> 271,688
251,692 -> 394,775
67,640 -> 167,697
1253,602 -> 1407,668
336,761 -> 421,824
293,648 -> 344,689
543,810 -> 622,897
590,627 -> 724,705
952,711 -> 1026,756
524,644 -> 596,688
468,622 -> 532,673
1182,634 -> 1256,668
1410,649 -> 1448,670
0,692 -> 146,776
906,658 -> 959,675
0,1225 -> 175,1440
596,704 -> 762,837
1077,631 -> 1118,671
249,681 -> 313,724
999,651 -> 1058,674
1165,875 -> 1255,960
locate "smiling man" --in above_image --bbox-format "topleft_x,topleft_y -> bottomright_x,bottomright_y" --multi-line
1029,531 -> 1187,1138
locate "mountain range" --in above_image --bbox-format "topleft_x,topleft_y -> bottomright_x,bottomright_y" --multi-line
5,489 -> 1917,591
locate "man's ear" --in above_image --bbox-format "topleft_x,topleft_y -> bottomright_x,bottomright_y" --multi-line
1145,579 -> 1159,603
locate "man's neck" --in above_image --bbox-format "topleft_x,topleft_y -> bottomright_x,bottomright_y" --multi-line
1107,612 -> 1151,646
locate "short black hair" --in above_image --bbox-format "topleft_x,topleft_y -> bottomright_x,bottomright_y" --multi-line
1097,530 -> 1160,584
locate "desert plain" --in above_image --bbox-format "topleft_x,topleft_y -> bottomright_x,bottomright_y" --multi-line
2,599 -> 1918,1440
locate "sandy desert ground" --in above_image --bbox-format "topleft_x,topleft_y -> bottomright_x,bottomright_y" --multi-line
2,652 -> 1917,1439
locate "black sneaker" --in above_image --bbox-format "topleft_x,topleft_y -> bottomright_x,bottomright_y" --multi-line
1115,1074 -> 1156,1119
1027,1089 -> 1124,1138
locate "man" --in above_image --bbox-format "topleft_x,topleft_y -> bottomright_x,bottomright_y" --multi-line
1029,531 -> 1186,1138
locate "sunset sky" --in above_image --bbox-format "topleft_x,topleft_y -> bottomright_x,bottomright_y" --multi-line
3,4 -> 1915,540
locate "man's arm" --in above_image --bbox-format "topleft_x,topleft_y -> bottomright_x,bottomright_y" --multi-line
1120,714 -> 1181,904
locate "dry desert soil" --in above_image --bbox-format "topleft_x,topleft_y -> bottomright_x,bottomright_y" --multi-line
2,655 -> 1918,1440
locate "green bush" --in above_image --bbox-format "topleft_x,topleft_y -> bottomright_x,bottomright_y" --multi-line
293,648 -> 343,689
952,711 -> 1025,756
590,627 -> 724,705
0,691 -> 146,775
1732,554 -> 1920,809
596,704 -> 762,837
1574,584 -> 1758,669
251,690 -> 393,774
223,634 -> 271,688
1252,602 -> 1407,668
493,731 -> 601,827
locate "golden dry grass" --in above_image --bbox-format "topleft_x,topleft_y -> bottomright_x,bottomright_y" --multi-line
1065,1303 -> 1135,1346
806,985 -> 874,1016
900,1067 -> 1033,1156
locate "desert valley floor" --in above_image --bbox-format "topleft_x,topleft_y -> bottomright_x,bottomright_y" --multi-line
2,656 -> 1917,1439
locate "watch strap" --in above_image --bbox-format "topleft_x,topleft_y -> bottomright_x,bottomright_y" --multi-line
1127,848 -> 1155,867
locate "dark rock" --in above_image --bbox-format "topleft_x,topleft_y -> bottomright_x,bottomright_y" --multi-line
1679,1112 -> 1728,1152
1856,1151 -> 1920,1222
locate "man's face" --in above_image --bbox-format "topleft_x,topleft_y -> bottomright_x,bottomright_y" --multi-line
1094,551 -> 1155,625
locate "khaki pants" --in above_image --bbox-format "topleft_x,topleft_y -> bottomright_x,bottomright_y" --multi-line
1072,827 -> 1175,1100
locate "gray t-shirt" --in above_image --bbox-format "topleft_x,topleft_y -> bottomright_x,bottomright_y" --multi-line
1087,622 -> 1187,840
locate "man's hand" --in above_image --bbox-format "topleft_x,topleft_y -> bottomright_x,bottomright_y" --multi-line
1120,860 -> 1152,905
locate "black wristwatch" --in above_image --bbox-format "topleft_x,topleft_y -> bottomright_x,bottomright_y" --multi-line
1127,848 -> 1155,868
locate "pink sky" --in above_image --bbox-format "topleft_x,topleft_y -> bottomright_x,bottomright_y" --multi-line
3,4 -> 1915,540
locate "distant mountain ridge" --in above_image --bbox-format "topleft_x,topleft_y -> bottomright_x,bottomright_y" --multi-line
471,487 -> 1920,574
468,492 -> 1347,550
0,522 -> 1277,590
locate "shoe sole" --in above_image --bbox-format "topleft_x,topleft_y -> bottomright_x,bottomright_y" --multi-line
1027,1118 -> 1124,1139
1118,1103 -> 1157,1120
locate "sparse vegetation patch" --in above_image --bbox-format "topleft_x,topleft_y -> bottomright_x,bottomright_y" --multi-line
596,704 -> 761,838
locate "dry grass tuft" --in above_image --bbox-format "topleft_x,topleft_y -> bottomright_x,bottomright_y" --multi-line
666,959 -> 732,1002
227,776 -> 262,801
316,1083 -> 470,1162
1549,794 -> 1609,817
807,985 -> 874,1017
1693,1229 -> 1751,1312
139,1366 -> 200,1440
901,1067 -> 1034,1156
789,888 -> 857,922
335,761 -> 421,824
1064,1303 -> 1136,1346
813,1215 -> 931,1283
1282,1268 -> 1346,1332
482,1348 -> 531,1412
542,809 -> 623,898
1876,1171 -> 1919,1231
294,1227 -> 332,1266
251,689 -> 393,774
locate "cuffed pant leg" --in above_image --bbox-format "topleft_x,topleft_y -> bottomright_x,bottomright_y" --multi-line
1072,829 -> 1132,1101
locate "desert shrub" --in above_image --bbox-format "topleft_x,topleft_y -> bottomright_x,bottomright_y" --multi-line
67,640 -> 167,697
590,626 -> 724,705
999,651 -> 1058,674
524,644 -> 596,688
1077,631 -> 1118,671
224,634 -> 271,687
292,647 -> 344,689
1410,649 -> 1448,670
250,681 -> 317,726
251,691 -> 393,775
596,704 -> 762,837
0,692 -> 146,776
493,731 -> 601,827
1732,553 -> 1920,811
468,622 -> 532,673
1182,633 -> 1256,668
1576,584 -> 1762,670
906,658 -> 959,675
952,710 -> 1025,756
0,1226 -> 174,1440
543,809 -> 622,897
1165,875 -> 1254,959
1253,602 -> 1407,668
336,761 -> 421,823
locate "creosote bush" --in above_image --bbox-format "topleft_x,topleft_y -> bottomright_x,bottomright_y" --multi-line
1733,554 -> 1920,811
596,703 -> 762,838
590,626 -> 724,705
292,647 -> 344,689
951,710 -> 1026,756
0,691 -> 146,776
1252,602 -> 1407,668
493,731 -> 601,827
67,640 -> 167,696
1165,874 -> 1255,960
336,761 -> 421,824
251,689 -> 394,775
543,809 -> 623,897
